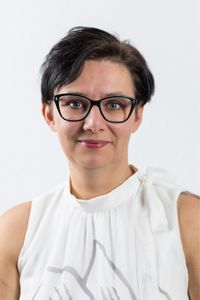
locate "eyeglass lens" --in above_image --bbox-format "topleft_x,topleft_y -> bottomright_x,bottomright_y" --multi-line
57,95 -> 134,122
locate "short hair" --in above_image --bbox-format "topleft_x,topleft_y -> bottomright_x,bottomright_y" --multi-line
41,26 -> 155,105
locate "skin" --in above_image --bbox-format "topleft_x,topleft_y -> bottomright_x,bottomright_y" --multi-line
43,60 -> 144,199
177,192 -> 200,299
0,60 -> 199,299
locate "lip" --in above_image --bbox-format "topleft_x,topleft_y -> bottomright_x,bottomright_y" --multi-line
77,139 -> 110,148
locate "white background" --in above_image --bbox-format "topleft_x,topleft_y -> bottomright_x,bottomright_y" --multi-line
0,0 -> 199,214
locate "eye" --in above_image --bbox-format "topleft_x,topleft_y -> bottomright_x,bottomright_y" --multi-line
60,97 -> 88,110
107,102 -> 121,110
68,100 -> 84,109
104,99 -> 128,111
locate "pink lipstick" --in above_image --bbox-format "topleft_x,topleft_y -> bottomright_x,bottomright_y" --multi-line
78,140 -> 109,148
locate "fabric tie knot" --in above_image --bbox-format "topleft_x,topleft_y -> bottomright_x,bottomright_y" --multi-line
137,167 -> 180,232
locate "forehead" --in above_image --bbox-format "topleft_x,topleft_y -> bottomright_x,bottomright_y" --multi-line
56,60 -> 135,97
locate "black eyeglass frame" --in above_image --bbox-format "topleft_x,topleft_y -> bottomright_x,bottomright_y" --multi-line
52,93 -> 138,123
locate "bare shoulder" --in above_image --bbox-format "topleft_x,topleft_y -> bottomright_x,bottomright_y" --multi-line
177,192 -> 200,300
177,192 -> 200,257
0,201 -> 32,256
0,202 -> 31,298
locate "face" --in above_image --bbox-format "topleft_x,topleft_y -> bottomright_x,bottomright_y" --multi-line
42,60 -> 143,171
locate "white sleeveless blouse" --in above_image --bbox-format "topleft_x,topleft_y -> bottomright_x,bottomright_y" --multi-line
18,168 -> 189,299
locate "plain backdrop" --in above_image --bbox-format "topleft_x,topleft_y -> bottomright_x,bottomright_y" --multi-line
0,0 -> 199,214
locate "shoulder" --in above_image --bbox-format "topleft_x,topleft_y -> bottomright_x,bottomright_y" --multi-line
0,201 -> 32,259
0,202 -> 31,297
177,192 -> 200,299
177,192 -> 200,257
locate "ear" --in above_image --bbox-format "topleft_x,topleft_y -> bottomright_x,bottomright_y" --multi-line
41,103 -> 57,132
131,104 -> 144,133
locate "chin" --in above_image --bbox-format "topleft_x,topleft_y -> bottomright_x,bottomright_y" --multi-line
77,158 -> 112,170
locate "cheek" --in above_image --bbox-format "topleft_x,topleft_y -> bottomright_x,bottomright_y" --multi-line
55,122 -> 80,146
111,123 -> 133,144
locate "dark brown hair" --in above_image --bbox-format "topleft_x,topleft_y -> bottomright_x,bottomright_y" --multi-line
41,26 -> 155,105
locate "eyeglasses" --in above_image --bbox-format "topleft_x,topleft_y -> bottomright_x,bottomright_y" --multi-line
52,93 -> 137,123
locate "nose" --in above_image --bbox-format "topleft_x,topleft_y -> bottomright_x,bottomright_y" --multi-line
83,105 -> 106,132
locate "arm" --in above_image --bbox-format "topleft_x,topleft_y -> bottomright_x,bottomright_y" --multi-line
177,192 -> 200,300
0,202 -> 31,300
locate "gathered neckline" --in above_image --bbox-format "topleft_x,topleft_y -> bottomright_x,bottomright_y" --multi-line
64,169 -> 141,213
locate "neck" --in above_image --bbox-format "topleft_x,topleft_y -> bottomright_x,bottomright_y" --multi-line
69,163 -> 136,200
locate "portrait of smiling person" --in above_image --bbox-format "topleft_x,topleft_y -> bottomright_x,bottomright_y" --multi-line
0,26 -> 199,300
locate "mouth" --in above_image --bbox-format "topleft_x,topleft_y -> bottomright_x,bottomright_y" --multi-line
77,139 -> 110,149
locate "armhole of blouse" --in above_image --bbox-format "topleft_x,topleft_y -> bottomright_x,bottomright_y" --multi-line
17,200 -> 34,273
175,190 -> 189,277
17,182 -> 67,274
153,181 -> 189,276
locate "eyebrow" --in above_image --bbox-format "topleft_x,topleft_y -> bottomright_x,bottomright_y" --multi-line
57,91 -> 129,98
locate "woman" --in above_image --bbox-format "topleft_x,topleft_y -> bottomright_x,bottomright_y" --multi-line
0,26 -> 199,299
